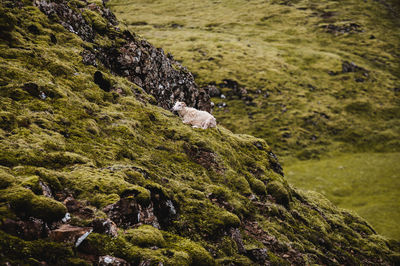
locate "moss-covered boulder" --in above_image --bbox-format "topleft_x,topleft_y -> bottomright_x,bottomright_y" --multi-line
2,187 -> 66,222
125,225 -> 165,247
266,180 -> 291,207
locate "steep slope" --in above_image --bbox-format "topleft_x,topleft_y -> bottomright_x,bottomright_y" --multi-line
109,0 -> 400,240
110,0 -> 400,159
0,0 -> 399,265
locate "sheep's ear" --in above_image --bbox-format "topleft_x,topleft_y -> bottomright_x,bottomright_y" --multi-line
182,102 -> 187,107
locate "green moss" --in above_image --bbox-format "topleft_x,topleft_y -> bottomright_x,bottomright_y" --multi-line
219,236 -> 238,256
0,111 -> 17,131
219,210 -> 241,228
21,175 -> 42,195
249,178 -> 266,195
174,239 -> 214,266
125,225 -> 166,247
83,9 -> 108,32
1,186 -> 66,222
0,169 -> 15,189
266,181 -> 291,207
90,193 -> 120,208
0,230 -> 73,264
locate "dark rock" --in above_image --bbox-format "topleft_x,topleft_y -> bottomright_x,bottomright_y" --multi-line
96,42 -> 211,111
0,218 -> 49,240
39,180 -> 53,198
36,0 -> 211,112
323,23 -> 363,34
99,255 -> 129,266
50,224 -> 92,244
138,260 -> 151,266
28,24 -> 40,35
91,218 -> 118,237
342,61 -> 367,73
81,49 -> 97,66
94,71 -> 111,92
79,206 -> 95,219
35,0 -> 95,42
246,248 -> 269,263
328,70 -> 337,76
103,197 -> 160,229
254,141 -> 264,150
50,33 -> 57,44
267,151 -> 284,176
230,228 -> 246,254
23,82 -> 40,97
63,196 -> 81,212
148,186 -> 177,228
355,77 -> 365,82
205,84 -> 221,97
219,79 -> 239,90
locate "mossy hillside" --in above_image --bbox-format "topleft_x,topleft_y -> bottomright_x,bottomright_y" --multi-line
0,0 -> 399,265
109,0 -> 400,158
109,0 -> 400,242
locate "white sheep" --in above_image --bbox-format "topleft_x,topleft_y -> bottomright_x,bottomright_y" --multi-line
172,101 -> 217,129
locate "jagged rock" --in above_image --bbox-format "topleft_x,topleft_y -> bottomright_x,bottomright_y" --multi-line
91,218 -> 118,237
148,187 -> 177,227
81,49 -> 97,66
50,224 -> 92,244
35,0 -> 95,42
246,248 -> 269,263
103,197 -> 160,229
63,196 -> 81,212
39,181 -> 52,198
99,255 -> 129,266
267,151 -> 284,176
35,0 -> 211,112
0,218 -> 49,240
204,84 -> 221,97
97,41 -> 211,111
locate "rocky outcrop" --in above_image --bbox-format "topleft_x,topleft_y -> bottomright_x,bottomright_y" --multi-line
34,0 -> 211,111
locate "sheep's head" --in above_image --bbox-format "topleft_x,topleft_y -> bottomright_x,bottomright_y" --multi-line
172,101 -> 186,111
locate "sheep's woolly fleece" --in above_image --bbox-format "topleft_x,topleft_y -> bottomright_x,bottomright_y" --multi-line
172,102 -> 217,129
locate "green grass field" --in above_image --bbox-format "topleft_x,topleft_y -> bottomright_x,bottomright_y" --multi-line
108,0 -> 400,240
284,152 -> 400,240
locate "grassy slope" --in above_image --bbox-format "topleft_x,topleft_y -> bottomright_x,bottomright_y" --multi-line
109,0 -> 400,157
285,152 -> 400,240
109,0 -> 400,239
1,0 -> 399,265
